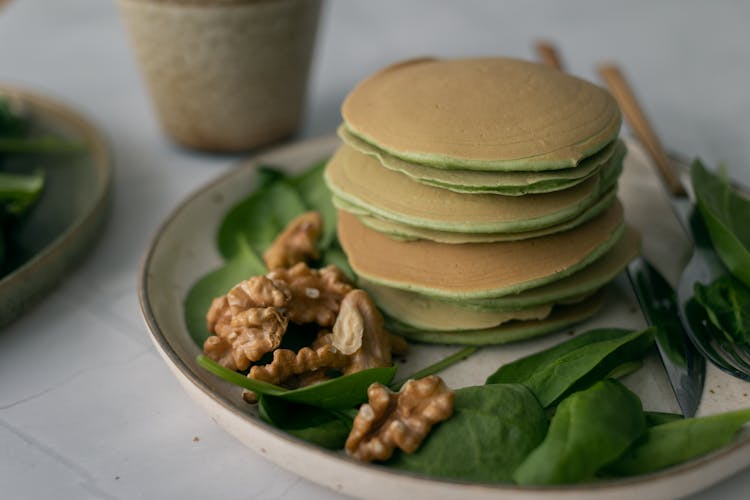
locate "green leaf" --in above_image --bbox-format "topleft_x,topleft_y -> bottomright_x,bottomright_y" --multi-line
513,379 -> 646,485
485,328 -> 655,407
290,159 -> 337,249
0,170 -> 45,215
258,395 -> 352,450
217,168 -> 307,260
389,384 -> 547,483
694,275 -> 750,343
197,354 -> 396,410
279,365 -> 397,409
197,355 -> 288,396
604,360 -> 643,380
691,160 -> 750,288
607,408 -> 750,476
644,411 -> 684,427
0,137 -> 83,154
183,245 -> 266,346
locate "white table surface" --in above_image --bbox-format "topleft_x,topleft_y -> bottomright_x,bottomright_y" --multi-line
1,1 -> 750,499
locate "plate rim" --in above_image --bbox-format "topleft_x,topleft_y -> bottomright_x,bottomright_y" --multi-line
138,134 -> 750,498
0,84 -> 113,325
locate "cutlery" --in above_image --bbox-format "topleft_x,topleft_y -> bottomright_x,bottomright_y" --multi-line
598,64 -> 750,382
626,258 -> 704,415
533,43 -> 705,414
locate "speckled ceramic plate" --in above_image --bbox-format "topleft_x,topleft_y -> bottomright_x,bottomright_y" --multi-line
0,85 -> 111,327
139,135 -> 750,500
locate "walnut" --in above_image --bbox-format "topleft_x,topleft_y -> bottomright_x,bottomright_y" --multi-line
203,335 -> 236,369
204,307 -> 288,371
248,342 -> 350,387
388,333 -> 410,357
203,275 -> 291,371
263,211 -> 323,270
345,376 -> 455,462
226,275 -> 291,314
334,290 -> 392,375
267,263 -> 353,326
206,295 -> 233,338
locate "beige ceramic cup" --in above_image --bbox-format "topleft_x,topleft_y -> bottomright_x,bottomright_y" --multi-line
118,0 -> 322,152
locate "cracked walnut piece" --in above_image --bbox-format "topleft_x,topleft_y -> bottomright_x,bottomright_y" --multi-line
345,376 -> 455,462
249,340 -> 350,386
267,263 -> 352,326
203,276 -> 291,371
263,211 -> 323,270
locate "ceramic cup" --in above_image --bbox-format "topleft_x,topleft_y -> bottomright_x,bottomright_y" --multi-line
118,0 -> 322,152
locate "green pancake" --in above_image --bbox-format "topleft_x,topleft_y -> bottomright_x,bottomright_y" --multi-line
337,201 -> 626,300
342,57 -> 621,171
374,295 -> 554,331
360,225 -> 640,313
386,292 -> 606,345
343,187 -> 618,243
339,125 -> 625,195
325,144 -> 622,234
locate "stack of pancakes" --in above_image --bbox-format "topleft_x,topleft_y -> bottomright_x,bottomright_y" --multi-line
325,57 -> 639,345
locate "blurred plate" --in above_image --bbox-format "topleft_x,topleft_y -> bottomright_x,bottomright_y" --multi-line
140,135 -> 750,499
0,85 -> 111,326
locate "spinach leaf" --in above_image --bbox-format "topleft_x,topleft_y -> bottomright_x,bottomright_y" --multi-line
197,354 -> 287,396
486,328 -> 655,407
278,365 -> 396,409
217,167 -> 307,260
694,275 -> 750,343
645,411 -> 683,427
389,384 -> 547,483
290,159 -> 337,249
692,160 -> 750,288
604,360 -> 643,380
258,395 -> 352,450
607,408 -> 750,476
197,355 -> 396,409
0,170 -> 45,215
513,379 -> 646,485
183,242 -> 266,346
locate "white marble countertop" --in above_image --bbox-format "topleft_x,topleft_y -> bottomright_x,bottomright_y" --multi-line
1,1 -> 749,498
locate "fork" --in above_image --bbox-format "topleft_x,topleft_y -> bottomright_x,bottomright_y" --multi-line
598,64 -> 750,381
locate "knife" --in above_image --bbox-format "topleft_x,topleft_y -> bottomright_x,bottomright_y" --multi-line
627,257 -> 705,416
532,45 -> 706,415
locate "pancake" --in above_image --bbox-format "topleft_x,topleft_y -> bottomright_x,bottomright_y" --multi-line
358,227 -> 640,318
372,294 -> 554,331
344,187 -> 618,243
337,200 -> 626,299
339,125 -> 625,195
325,143 -> 621,234
360,225 -> 640,312
386,292 -> 606,345
342,57 -> 621,171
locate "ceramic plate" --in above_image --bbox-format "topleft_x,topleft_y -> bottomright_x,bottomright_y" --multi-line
139,135 -> 750,499
0,85 -> 111,326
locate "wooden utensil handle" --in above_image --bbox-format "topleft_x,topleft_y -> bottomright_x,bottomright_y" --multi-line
597,64 -> 686,196
534,40 -> 566,71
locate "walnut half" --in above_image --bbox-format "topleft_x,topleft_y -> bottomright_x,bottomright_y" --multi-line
267,263 -> 352,327
203,276 -> 291,371
263,211 -> 323,270
345,376 -> 455,462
